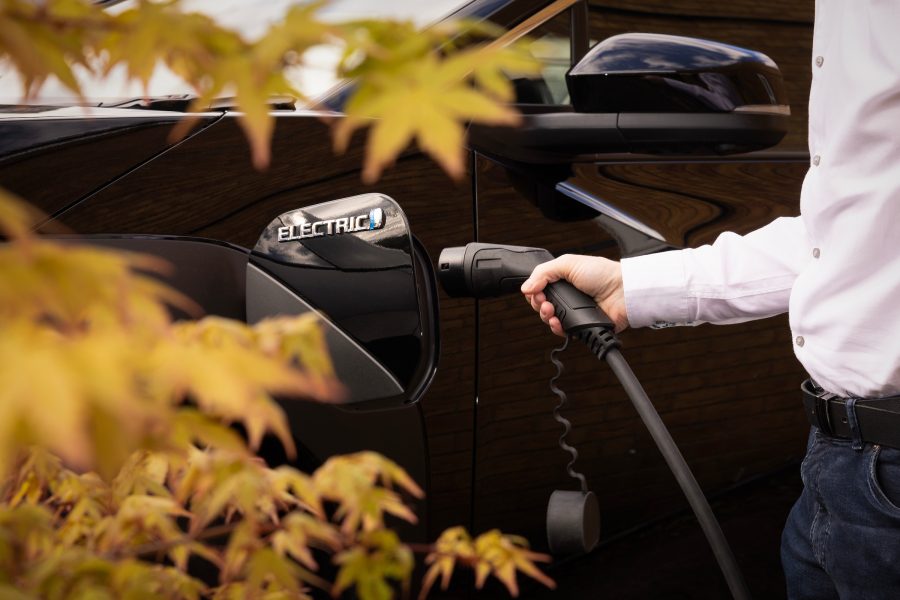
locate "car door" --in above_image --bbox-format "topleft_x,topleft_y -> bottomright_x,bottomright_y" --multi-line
469,0 -> 814,561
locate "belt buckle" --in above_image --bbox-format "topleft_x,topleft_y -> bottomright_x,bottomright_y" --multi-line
814,393 -> 834,436
806,379 -> 836,436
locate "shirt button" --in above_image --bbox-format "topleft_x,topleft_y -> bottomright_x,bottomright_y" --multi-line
812,154 -> 821,166
812,248 -> 820,259
796,335 -> 805,347
815,56 -> 824,67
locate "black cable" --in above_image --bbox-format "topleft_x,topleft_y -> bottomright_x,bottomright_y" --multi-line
602,345 -> 752,600
549,336 -> 588,493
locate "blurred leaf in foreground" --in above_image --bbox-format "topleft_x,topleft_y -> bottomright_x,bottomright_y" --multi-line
334,20 -> 541,182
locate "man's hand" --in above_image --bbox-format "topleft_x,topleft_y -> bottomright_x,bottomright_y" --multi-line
521,254 -> 629,336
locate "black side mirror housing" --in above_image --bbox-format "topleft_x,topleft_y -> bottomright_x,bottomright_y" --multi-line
470,33 -> 790,163
567,33 -> 787,114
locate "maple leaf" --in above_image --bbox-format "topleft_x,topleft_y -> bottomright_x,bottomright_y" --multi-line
418,526 -> 476,600
0,189 -> 41,244
245,547 -> 302,597
99,0 -> 332,170
170,409 -> 250,456
151,315 -> 341,459
471,530 -> 554,597
313,452 -> 423,535
270,512 -> 341,571
96,494 -> 189,557
333,22 -> 540,183
270,467 -> 324,518
0,240 -> 185,331
220,519 -> 260,583
174,451 -> 261,531
0,0 -> 105,99
252,315 -> 338,381
110,560 -> 206,600
333,530 -> 413,600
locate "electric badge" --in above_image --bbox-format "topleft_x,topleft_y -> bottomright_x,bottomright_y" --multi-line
277,207 -> 385,242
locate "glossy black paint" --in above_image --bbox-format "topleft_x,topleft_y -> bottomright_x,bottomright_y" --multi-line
53,235 -> 248,320
251,193 -> 411,270
568,33 -> 788,114
250,194 -> 434,395
0,115 -> 174,155
469,32 -> 790,162
471,109 -> 788,161
0,112 -> 218,218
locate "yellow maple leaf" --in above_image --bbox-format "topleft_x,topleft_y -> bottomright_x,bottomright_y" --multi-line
0,188 -> 41,243
270,512 -> 341,570
270,466 -> 324,518
313,452 -> 423,535
471,529 -> 555,597
333,22 -> 540,183
0,0 -> 104,99
333,530 -> 413,600
419,526 -> 476,600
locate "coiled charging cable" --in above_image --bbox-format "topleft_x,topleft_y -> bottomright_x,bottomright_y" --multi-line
550,336 -> 589,493
565,325 -> 752,600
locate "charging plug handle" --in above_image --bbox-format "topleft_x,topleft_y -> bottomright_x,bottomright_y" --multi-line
438,243 -> 613,332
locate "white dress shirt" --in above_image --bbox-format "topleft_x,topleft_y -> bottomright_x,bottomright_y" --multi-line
620,0 -> 900,399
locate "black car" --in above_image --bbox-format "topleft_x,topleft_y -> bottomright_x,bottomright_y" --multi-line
0,1 -> 814,597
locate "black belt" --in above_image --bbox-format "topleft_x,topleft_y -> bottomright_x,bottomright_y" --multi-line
802,379 -> 900,448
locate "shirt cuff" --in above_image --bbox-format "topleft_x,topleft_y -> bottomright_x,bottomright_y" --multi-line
621,250 -> 693,329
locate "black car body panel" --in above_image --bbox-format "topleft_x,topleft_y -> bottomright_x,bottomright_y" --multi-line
0,111 -> 221,218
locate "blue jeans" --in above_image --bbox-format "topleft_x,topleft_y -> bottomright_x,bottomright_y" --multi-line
781,428 -> 900,599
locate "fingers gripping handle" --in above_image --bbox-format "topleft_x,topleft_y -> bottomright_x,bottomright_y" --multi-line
544,281 -> 613,333
437,242 -> 614,334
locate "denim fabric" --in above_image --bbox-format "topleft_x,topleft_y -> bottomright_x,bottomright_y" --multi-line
781,428 -> 900,599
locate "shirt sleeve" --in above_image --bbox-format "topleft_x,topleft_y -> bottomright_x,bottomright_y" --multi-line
620,216 -> 811,328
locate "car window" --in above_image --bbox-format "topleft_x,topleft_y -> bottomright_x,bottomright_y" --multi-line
518,8 -> 572,105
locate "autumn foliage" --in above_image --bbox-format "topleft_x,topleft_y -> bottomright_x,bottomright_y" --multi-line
0,0 -> 556,597
0,187 -> 557,598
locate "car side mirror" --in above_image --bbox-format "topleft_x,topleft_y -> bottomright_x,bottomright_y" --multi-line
471,33 -> 790,163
